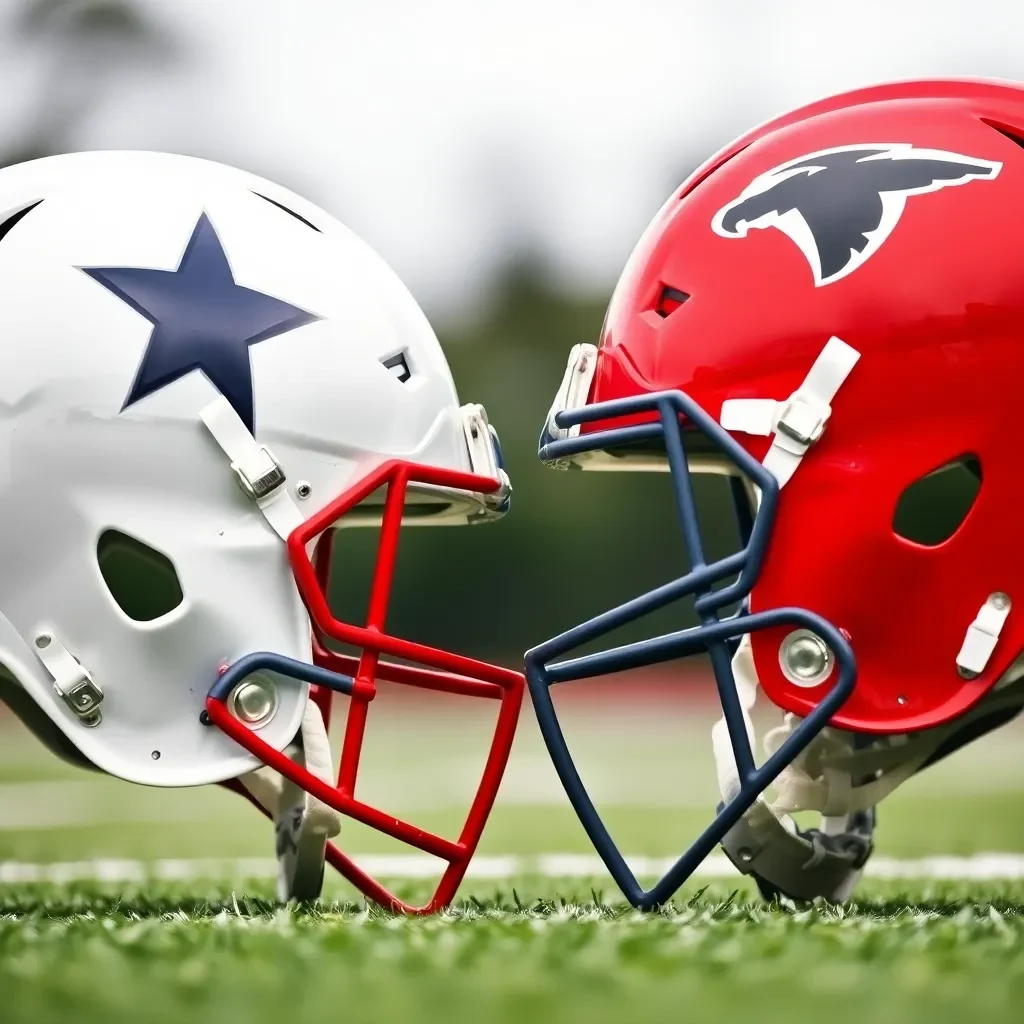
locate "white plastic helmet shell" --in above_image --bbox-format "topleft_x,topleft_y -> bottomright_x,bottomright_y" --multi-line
0,151 -> 487,787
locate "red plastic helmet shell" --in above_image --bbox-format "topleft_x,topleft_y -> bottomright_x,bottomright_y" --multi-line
586,78 -> 1024,733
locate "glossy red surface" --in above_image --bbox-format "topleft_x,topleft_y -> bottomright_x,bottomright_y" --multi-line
582,79 -> 1024,732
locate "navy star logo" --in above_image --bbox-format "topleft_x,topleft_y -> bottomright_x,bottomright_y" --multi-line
82,212 -> 320,433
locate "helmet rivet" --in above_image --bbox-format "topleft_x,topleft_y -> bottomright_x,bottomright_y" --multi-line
737,847 -> 754,864
992,592 -> 1010,612
779,629 -> 833,688
296,481 -> 312,500
230,675 -> 278,726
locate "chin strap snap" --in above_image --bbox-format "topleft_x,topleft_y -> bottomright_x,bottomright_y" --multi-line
200,396 -> 304,541
720,336 -> 860,487
239,698 -> 341,902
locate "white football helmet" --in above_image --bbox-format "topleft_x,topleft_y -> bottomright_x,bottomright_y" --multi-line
0,151 -> 523,913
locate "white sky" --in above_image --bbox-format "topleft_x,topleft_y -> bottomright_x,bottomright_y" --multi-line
3,0 -> 1024,314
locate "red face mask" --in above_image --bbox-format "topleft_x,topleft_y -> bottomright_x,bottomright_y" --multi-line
207,457 -> 523,913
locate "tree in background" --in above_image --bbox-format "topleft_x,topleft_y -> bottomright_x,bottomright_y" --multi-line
0,0 -> 176,167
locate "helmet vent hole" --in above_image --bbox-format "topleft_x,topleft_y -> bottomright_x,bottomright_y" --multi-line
653,285 -> 690,318
893,454 -> 981,547
381,350 -> 412,383
0,199 -> 44,246
97,530 -> 184,622
251,191 -> 321,233
981,119 -> 1024,151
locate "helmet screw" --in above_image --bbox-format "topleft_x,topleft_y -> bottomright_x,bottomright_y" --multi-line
229,675 -> 278,726
779,629 -> 833,688
296,481 -> 312,500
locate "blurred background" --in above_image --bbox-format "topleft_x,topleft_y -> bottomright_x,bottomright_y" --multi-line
3,0 -> 1024,883
7,0 -> 1024,658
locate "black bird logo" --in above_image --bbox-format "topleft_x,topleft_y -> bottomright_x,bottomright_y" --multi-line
712,144 -> 1001,285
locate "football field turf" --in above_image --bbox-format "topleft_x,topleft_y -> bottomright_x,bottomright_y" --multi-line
2,693 -> 1024,1023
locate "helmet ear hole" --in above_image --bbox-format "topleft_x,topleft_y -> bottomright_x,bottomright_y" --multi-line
96,529 -> 184,622
892,454 -> 981,546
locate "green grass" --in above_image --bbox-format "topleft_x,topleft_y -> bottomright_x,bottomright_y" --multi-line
2,877 -> 1024,1024
3,708 -> 1024,1023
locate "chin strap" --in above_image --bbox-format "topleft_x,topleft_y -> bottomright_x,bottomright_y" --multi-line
714,640 -> 1024,901
200,396 -> 305,541
713,337 -> 874,899
720,336 -> 860,488
239,698 -> 342,901
712,637 -> 875,901
201,400 -> 332,899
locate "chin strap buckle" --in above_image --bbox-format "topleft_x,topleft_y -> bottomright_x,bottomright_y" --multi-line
774,392 -> 831,450
232,446 -> 286,501
200,396 -> 304,541
34,631 -> 104,727
720,335 -> 860,488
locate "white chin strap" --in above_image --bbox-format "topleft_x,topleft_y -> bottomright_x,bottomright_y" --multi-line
239,699 -> 342,902
201,397 -> 340,899
714,337 -> 874,899
200,396 -> 305,541
720,335 -> 860,488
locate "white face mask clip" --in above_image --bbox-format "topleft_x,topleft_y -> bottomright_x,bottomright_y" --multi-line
460,402 -> 512,512
957,592 -> 1012,679
542,343 -> 599,448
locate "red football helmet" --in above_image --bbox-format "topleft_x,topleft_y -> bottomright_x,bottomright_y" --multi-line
526,78 -> 1024,906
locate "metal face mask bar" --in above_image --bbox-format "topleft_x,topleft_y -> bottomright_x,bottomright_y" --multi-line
206,458 -> 524,914
524,390 -> 856,910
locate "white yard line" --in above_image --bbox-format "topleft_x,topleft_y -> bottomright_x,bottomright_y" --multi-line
3,852 -> 1024,885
